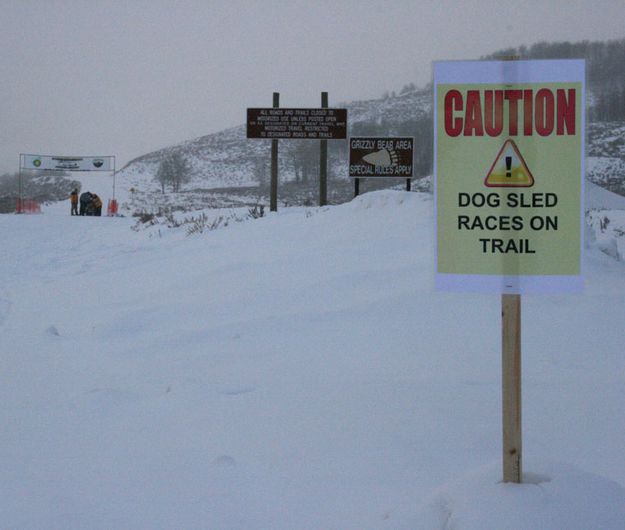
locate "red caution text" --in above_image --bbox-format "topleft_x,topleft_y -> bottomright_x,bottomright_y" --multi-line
444,88 -> 576,137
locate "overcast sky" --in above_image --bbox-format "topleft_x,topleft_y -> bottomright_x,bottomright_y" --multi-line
1,0 -> 624,175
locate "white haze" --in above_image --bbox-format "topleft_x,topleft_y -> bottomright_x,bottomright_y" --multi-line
1,0 -> 625,174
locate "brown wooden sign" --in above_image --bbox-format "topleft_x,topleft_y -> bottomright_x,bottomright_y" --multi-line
247,108 -> 347,139
349,137 -> 414,177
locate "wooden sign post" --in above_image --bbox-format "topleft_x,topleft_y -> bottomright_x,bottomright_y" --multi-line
270,92 -> 279,212
319,92 -> 328,206
247,97 -> 346,211
500,55 -> 522,484
502,293 -> 522,482
348,136 -> 414,198
434,58 -> 585,485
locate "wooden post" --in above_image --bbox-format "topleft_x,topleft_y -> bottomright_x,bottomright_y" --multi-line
354,177 -> 360,197
17,155 -> 23,214
319,91 -> 328,206
270,92 -> 279,212
406,178 -> 411,192
499,54 -> 522,484
112,156 -> 117,201
502,293 -> 522,483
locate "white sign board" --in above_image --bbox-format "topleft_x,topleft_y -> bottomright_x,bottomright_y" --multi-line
434,59 -> 585,294
21,154 -> 115,172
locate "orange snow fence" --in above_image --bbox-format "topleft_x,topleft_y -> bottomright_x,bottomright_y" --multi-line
107,199 -> 118,216
16,199 -> 42,214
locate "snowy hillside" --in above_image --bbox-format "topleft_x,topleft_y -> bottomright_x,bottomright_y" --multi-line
1,191 -> 624,529
119,125 -> 257,191
115,86 -> 624,184
115,88 -> 433,195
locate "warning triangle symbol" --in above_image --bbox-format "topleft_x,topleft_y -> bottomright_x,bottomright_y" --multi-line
484,139 -> 534,188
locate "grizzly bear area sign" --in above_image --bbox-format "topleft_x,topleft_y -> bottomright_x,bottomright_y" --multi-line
433,59 -> 585,294
349,137 -> 414,177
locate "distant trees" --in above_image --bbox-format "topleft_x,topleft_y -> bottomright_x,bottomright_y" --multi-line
292,141 -> 318,183
0,171 -> 79,212
395,116 -> 433,178
486,39 -> 625,86
253,140 -> 340,186
155,152 -> 191,192
591,87 -> 625,121
252,154 -> 269,186
400,82 -> 416,95
486,38 -> 625,122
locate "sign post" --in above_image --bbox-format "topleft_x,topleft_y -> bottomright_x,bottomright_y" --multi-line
247,100 -> 347,210
502,292 -> 522,482
18,153 -> 116,214
18,155 -> 23,213
271,92 -> 279,212
499,55 -> 522,484
319,92 -> 328,206
247,107 -> 347,140
434,59 -> 585,483
349,136 -> 414,197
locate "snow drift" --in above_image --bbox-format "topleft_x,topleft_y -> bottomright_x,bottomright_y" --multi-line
1,190 -> 624,529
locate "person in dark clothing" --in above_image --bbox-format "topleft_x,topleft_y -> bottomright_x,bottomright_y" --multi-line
92,194 -> 102,216
79,192 -> 92,216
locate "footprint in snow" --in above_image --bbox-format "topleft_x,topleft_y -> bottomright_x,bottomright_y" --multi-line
45,325 -> 60,336
211,455 -> 237,468
217,385 -> 256,396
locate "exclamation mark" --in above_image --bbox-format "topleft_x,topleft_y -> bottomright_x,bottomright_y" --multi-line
505,156 -> 512,178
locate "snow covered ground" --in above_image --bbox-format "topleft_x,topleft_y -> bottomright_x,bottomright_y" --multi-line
1,190 -> 624,529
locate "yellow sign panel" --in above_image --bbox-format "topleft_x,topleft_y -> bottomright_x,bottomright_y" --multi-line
434,59 -> 585,294
484,139 -> 534,188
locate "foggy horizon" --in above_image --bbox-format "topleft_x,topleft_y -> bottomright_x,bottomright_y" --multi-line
1,0 -> 624,175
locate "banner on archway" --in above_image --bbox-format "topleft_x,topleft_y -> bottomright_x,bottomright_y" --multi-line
21,154 -> 114,172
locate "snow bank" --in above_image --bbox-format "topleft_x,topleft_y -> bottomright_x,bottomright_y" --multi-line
586,179 -> 625,210
587,156 -> 625,190
409,460 -> 625,530
348,188 -> 420,211
1,190 -> 624,529
587,207 -> 625,261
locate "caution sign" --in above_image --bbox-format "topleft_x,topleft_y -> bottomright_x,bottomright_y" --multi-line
484,140 -> 534,187
434,59 -> 585,294
349,137 -> 413,177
